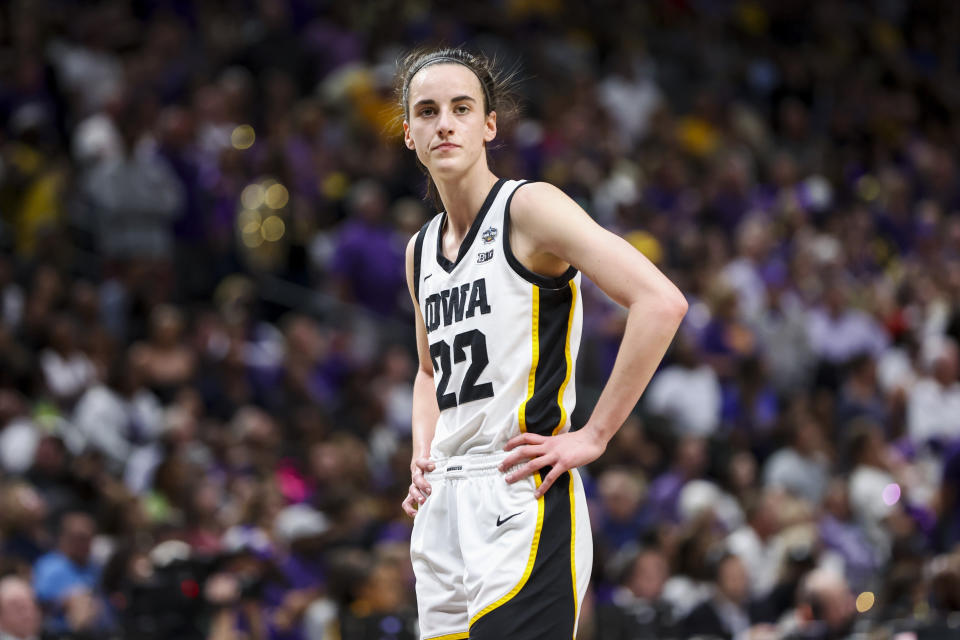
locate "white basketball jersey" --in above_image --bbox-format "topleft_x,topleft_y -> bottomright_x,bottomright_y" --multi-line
413,179 -> 583,458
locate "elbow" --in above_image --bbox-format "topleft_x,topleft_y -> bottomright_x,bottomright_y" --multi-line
668,290 -> 689,322
638,287 -> 687,328
662,293 -> 688,329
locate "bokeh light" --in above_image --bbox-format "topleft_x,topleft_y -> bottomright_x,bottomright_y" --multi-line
261,216 -> 286,242
265,183 -> 289,209
856,591 -> 875,613
241,184 -> 265,209
237,209 -> 261,231
856,174 -> 880,201
241,232 -> 264,248
231,124 -> 255,149
882,483 -> 901,506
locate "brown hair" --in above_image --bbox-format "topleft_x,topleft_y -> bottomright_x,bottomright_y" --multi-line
396,47 -> 519,211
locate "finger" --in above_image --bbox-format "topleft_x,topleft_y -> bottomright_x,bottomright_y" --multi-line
409,483 -> 426,504
506,455 -> 551,484
535,466 -> 565,498
414,458 -> 436,472
402,496 -> 418,518
499,445 -> 545,472
504,432 -> 546,451
412,474 -> 432,495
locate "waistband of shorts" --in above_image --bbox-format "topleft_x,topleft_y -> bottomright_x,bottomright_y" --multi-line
425,451 -> 516,478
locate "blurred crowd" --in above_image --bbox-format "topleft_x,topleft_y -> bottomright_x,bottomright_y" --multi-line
1,0 -> 960,638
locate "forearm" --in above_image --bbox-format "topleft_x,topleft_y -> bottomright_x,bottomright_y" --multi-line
412,369 -> 439,459
585,298 -> 686,445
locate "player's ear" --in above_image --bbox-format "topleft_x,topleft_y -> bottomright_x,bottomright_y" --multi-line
484,110 -> 497,143
404,120 -> 415,150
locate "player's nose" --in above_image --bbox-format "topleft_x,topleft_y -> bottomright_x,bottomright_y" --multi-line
436,107 -> 454,134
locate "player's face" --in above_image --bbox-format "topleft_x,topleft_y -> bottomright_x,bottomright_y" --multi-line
403,63 -> 497,180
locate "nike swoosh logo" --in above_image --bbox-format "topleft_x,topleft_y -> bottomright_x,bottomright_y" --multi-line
496,512 -> 522,527
424,274 -> 433,281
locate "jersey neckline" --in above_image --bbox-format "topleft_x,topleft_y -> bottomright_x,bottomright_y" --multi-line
435,177 -> 507,273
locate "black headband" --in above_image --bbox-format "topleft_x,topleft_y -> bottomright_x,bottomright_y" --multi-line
403,56 -> 492,115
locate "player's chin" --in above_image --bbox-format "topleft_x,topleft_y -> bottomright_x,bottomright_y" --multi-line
428,153 -> 472,175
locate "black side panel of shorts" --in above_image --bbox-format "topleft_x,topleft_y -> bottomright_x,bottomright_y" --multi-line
469,470 -> 574,640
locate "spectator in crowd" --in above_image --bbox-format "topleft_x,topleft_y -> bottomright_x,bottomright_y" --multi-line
32,510 -> 104,635
780,569 -> 856,640
763,415 -> 831,505
836,353 -> 888,427
726,490 -> 786,600
0,482 -> 51,568
0,576 -> 42,640
644,334 -> 721,437
130,304 -> 197,404
594,545 -> 677,639
328,180 -> 407,318
39,315 -> 97,409
845,420 -> 900,560
595,468 -> 650,555
80,95 -> 184,264
907,337 -> 960,448
818,477 -> 881,593
680,551 -> 754,640
806,283 -> 888,387
72,351 -> 165,472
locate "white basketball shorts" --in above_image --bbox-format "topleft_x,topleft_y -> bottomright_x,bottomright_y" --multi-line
409,451 -> 592,640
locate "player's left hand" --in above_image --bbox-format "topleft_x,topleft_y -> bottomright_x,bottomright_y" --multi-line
499,429 -> 606,498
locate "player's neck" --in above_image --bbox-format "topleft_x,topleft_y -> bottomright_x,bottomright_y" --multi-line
434,166 -> 499,239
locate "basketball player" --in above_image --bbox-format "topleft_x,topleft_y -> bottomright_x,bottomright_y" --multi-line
398,48 -> 687,640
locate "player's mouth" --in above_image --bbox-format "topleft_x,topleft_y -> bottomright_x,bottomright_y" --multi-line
433,142 -> 460,152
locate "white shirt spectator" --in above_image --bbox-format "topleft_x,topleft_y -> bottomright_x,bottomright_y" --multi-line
0,418 -> 39,475
72,384 -> 165,468
722,257 -> 767,323
646,364 -> 722,436
806,307 -> 888,364
40,349 -> 96,402
763,447 -> 829,504
907,377 -> 960,445
726,525 -> 783,599
849,465 -> 895,558
598,65 -> 662,144
755,290 -> 814,392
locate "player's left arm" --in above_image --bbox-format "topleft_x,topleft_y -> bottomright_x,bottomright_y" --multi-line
499,182 -> 688,497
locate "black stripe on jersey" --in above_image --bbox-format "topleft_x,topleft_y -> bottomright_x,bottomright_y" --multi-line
503,182 -> 578,288
524,285 -> 573,436
435,178 -> 507,273
469,470 -> 575,640
413,218 -> 431,302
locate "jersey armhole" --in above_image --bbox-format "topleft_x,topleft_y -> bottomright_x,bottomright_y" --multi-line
412,219 -> 430,302
503,181 -> 579,289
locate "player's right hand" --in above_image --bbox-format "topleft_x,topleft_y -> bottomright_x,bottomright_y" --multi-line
402,457 -> 435,517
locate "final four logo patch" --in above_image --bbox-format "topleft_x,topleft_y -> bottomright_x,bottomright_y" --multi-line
481,226 -> 498,244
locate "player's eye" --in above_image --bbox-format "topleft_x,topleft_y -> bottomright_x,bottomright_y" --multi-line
419,107 -> 435,117
455,104 -> 470,114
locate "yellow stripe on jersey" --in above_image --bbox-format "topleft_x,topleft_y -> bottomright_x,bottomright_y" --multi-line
425,633 -> 469,640
518,285 -> 540,433
569,470 -> 578,639
469,472 -> 545,628
552,280 -> 577,436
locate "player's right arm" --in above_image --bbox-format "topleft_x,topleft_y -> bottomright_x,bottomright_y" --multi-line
402,233 -> 440,518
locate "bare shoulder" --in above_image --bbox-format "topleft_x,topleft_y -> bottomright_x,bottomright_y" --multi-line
404,231 -> 421,293
509,181 -> 606,260
405,232 -> 419,264
511,180 -> 686,312
510,181 -> 584,229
